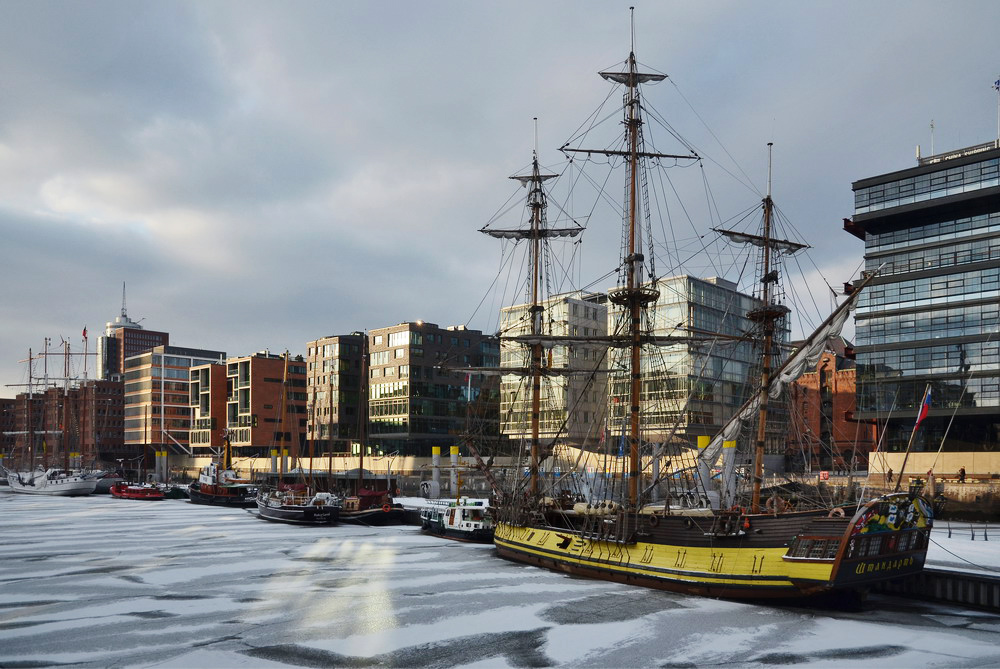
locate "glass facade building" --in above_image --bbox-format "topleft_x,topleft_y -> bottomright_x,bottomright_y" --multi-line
305,333 -> 365,451
851,142 -> 1000,453
499,292 -> 609,449
366,322 -> 500,457
606,276 -> 786,465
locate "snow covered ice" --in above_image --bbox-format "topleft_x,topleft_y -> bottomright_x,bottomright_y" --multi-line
1,492 -> 999,668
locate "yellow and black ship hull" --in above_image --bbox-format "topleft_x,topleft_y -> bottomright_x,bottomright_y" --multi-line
494,493 -> 932,600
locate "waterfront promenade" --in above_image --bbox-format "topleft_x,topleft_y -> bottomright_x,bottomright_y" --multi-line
1,492 -> 998,668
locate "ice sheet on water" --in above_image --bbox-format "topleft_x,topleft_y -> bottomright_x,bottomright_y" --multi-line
2,492 -> 999,669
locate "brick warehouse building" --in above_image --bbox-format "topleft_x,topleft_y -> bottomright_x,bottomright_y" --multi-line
6,380 -> 124,468
785,339 -> 876,472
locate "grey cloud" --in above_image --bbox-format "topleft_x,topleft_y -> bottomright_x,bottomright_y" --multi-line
2,1 -> 1000,392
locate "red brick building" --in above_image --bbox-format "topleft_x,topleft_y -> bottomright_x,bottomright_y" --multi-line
785,339 -> 876,472
6,380 -> 124,469
0,397 -> 16,459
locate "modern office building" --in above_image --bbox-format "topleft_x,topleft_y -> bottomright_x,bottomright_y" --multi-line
95,292 -> 169,382
123,345 -> 225,461
305,333 -> 365,453
366,321 -> 499,457
189,351 -> 307,461
607,275 -> 781,464
499,292 -> 609,450
849,141 -> 1000,465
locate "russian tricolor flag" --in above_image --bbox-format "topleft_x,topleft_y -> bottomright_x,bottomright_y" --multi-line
914,385 -> 932,431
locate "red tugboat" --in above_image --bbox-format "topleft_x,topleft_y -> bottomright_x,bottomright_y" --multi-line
188,433 -> 259,507
110,482 -> 166,501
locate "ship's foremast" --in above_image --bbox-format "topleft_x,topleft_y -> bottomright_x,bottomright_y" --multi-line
527,152 -> 546,498
482,138 -> 567,502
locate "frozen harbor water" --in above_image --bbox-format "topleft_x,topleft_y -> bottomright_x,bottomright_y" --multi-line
1,492 -> 999,668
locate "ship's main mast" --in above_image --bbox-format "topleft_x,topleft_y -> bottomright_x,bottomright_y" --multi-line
623,50 -> 651,508
561,43 -> 697,507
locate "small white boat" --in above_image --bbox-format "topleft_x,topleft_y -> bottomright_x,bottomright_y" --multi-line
420,497 -> 494,543
5,468 -> 99,496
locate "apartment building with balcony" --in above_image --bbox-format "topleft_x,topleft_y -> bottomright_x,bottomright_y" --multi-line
189,352 -> 307,460
123,345 -> 225,459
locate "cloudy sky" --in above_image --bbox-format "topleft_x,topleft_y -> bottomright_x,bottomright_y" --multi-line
2,0 -> 999,393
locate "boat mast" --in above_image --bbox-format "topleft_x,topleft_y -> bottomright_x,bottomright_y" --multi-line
279,352 -> 289,478
222,429 -> 232,471
42,338 -> 50,469
751,143 -> 776,513
527,122 -> 545,499
308,396 -> 315,490
27,348 -> 33,469
62,339 -> 69,472
624,47 -> 644,508
358,334 -> 368,492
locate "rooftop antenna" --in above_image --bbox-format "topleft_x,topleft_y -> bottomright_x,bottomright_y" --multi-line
121,281 -> 128,319
994,76 -> 1000,148
930,119 -> 935,155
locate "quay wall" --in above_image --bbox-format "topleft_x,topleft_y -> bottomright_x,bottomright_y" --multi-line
875,568 -> 1000,614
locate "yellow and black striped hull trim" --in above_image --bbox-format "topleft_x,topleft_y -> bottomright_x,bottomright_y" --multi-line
494,521 -> 835,599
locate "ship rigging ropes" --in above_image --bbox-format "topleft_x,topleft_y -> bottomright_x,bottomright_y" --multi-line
479,49 -> 859,512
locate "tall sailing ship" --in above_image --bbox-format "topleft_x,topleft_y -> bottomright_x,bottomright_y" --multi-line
482,23 -> 933,600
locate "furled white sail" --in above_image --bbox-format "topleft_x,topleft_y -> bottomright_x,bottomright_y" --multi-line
697,279 -> 870,471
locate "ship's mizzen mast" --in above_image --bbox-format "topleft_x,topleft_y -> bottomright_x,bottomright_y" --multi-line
750,143 -> 781,513
713,144 -> 804,513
